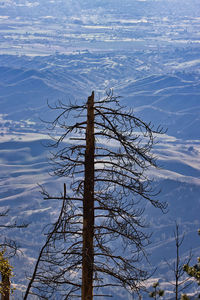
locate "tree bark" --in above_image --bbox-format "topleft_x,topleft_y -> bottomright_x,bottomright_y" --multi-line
1,271 -> 10,300
82,91 -> 95,300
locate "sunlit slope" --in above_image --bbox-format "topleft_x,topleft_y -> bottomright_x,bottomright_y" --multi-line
0,138 -> 200,298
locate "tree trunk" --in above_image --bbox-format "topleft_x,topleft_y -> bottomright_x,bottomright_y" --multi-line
82,91 -> 95,300
175,234 -> 179,300
1,271 -> 10,300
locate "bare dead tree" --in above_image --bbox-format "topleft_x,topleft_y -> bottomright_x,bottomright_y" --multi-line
0,209 -> 28,257
164,222 -> 193,299
24,91 -> 167,300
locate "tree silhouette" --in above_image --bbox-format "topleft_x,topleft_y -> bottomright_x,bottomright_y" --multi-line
164,223 -> 192,299
24,91 -> 166,300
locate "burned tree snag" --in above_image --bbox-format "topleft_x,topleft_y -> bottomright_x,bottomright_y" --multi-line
82,91 -> 95,300
24,90 -> 167,299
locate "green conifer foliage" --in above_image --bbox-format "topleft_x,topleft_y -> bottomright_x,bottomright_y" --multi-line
183,230 -> 200,285
0,248 -> 13,299
149,282 -> 164,299
181,294 -> 190,300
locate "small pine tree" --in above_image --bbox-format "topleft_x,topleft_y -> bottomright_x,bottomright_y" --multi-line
0,248 -> 13,299
0,210 -> 28,299
183,230 -> 200,285
181,294 -> 190,300
149,282 -> 164,299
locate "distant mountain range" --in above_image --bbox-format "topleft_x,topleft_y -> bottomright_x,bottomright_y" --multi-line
0,52 -> 199,299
